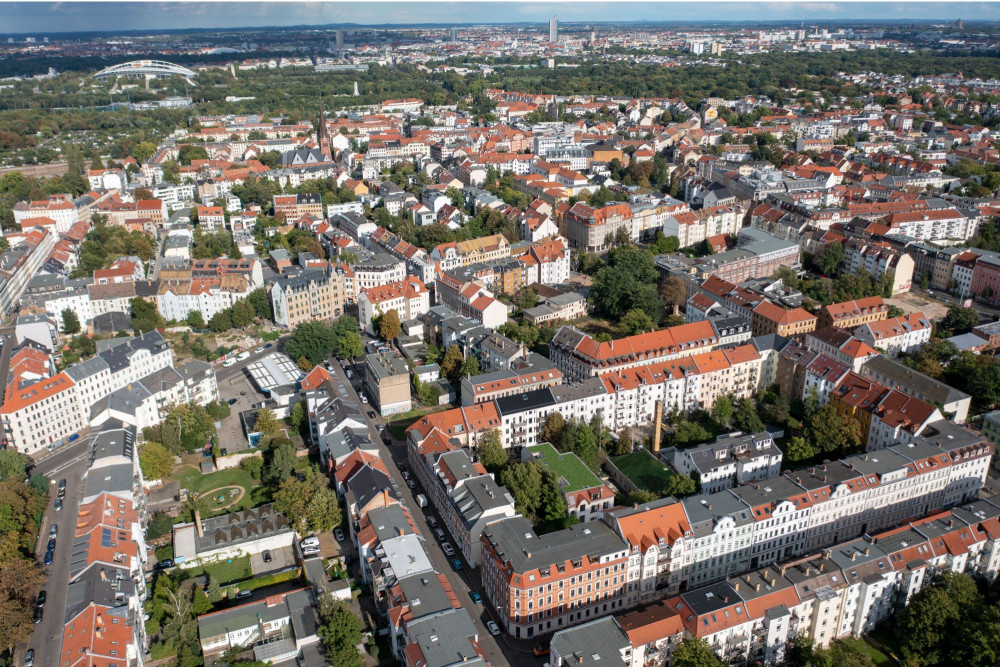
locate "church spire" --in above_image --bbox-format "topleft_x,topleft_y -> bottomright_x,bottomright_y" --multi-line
318,96 -> 332,160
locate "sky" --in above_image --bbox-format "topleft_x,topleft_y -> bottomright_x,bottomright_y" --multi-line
1,2 -> 997,34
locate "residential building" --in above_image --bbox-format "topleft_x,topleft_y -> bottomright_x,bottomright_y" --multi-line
365,352 -> 412,416
664,431 -> 783,495
523,442 -> 615,523
854,312 -> 931,357
861,355 -> 971,423
271,266 -> 347,328
358,277 -> 430,334
817,296 -> 888,329
750,301 -> 817,338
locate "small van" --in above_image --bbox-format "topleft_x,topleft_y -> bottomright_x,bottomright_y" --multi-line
236,351 -> 251,362
416,494 -> 428,508
222,358 -> 237,367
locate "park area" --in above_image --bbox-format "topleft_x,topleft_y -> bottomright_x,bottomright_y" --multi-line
609,449 -> 675,494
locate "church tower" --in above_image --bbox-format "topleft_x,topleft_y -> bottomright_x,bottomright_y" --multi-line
318,98 -> 332,160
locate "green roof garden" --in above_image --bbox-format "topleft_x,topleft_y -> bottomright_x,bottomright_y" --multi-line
527,442 -> 602,493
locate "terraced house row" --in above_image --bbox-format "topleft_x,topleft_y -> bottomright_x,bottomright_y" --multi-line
476,430 -> 990,639
550,492 -> 1000,667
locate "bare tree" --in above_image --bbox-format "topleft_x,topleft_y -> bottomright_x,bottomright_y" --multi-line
659,275 -> 687,316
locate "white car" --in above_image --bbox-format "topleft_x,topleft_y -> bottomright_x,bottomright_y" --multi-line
487,621 -> 501,636
222,358 -> 237,367
254,347 -> 265,354
442,543 -> 454,556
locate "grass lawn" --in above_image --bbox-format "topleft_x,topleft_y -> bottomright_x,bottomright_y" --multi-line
835,638 -> 895,667
610,449 -> 675,493
172,465 -> 258,498
575,317 -> 623,340
184,555 -> 253,586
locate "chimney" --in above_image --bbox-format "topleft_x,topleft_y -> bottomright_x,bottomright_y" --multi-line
804,566 -> 811,575
851,552 -> 857,561
734,582 -> 740,591
652,400 -> 664,453
384,488 -> 390,505
755,582 -> 761,591
864,547 -> 870,556
819,563 -> 825,572
195,510 -> 203,538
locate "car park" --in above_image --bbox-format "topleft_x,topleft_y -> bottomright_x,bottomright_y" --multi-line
469,591 -> 482,604
487,621 -> 500,636
442,543 -> 454,556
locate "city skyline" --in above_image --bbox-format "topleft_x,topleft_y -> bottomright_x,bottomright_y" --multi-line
0,2 -> 997,33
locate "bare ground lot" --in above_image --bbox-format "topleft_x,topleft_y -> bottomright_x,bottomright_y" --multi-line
886,291 -> 950,321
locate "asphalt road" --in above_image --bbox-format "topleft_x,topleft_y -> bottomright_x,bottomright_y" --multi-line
333,352 -> 543,667
19,436 -> 94,667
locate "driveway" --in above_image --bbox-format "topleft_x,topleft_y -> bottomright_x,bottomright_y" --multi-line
251,545 -> 296,575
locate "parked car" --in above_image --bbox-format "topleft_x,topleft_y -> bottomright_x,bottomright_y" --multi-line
451,558 -> 462,571
49,525 -> 57,538
301,536 -> 320,548
264,343 -> 273,349
35,590 -> 46,607
254,347 -> 265,354
236,351 -> 251,362
401,471 -> 411,480
223,358 -> 237,367
360,395 -> 368,404
58,479 -> 66,490
67,433 -> 80,442
407,479 -> 416,490
442,543 -> 454,556
46,538 -> 56,552
334,528 -> 345,543
156,558 -> 174,570
262,550 -> 272,563
24,648 -> 34,666
43,551 -> 53,566
33,606 -> 43,624
235,590 -> 253,600
533,643 -> 551,657
367,411 -> 376,419
486,621 -> 500,636
427,516 -> 437,528
435,528 -> 447,542
227,398 -> 238,406
54,498 -> 62,511
302,547 -> 321,556
469,591 -> 482,604
220,448 -> 228,456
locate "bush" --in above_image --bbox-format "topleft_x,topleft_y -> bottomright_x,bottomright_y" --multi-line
146,511 -> 174,540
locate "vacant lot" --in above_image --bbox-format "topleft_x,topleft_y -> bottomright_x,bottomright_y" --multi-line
610,450 -> 675,493
886,291 -> 949,321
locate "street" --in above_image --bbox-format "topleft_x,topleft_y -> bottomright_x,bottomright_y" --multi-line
18,435 -> 94,667
329,354 -> 542,667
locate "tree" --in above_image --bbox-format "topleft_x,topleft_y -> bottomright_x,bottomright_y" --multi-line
806,404 -> 862,455
289,401 -> 307,436
591,246 -> 660,319
130,296 -> 164,334
266,439 -> 296,485
317,598 -> 363,667
477,429 -> 508,474
672,420 -> 713,446
621,308 -> 656,335
145,511 -> 174,540
784,436 -> 816,463
306,483 -> 343,533
285,321 -> 338,365
208,310 -> 233,333
459,354 -> 480,379
131,141 -> 157,165
377,308 -> 402,341
240,455 -> 264,481
139,442 -> 174,481
614,427 -> 633,456
734,398 -> 765,433
440,344 -> 465,384
898,572 -> 981,665
61,308 -> 81,334
671,637 -> 723,667
663,473 -> 697,497
659,274 -> 687,315
255,408 -> 280,437
247,288 -> 273,321
0,449 -> 29,482
499,462 -> 543,519
711,395 -> 734,427
231,300 -> 256,328
540,412 -> 566,445
206,576 -> 222,603
814,241 -> 845,277
0,557 -> 45,653
186,310 -> 205,329
941,305 -> 979,336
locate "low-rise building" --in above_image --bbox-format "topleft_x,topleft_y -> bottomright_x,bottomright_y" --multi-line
365,351 -> 412,416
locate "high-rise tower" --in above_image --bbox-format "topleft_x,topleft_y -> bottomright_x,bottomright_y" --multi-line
549,15 -> 558,43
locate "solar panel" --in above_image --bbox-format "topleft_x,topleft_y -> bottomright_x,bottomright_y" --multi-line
101,527 -> 112,548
